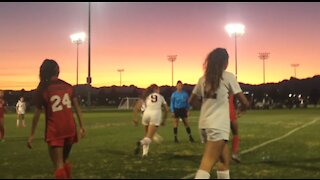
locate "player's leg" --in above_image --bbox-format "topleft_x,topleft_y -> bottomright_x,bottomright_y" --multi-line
142,125 -> 149,157
230,120 -> 240,163
216,143 -> 231,179
182,117 -> 195,143
195,140 -> 226,179
21,114 -> 26,128
48,145 -> 67,179
16,114 -> 20,127
173,117 -> 180,143
63,142 -> 73,179
0,118 -> 4,141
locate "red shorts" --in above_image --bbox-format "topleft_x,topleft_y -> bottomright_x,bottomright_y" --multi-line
47,134 -> 78,147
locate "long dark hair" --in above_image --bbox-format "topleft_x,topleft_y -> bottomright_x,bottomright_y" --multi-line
36,59 -> 60,97
142,84 -> 159,100
203,48 -> 229,95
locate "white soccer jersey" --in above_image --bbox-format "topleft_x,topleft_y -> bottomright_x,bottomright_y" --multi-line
142,93 -> 167,126
192,71 -> 242,132
16,100 -> 26,114
144,93 -> 167,111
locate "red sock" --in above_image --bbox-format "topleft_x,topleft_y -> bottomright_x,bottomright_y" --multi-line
232,135 -> 239,154
64,163 -> 72,179
54,167 -> 67,179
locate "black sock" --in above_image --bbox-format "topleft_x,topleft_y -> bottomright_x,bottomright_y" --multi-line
186,127 -> 192,135
174,128 -> 178,137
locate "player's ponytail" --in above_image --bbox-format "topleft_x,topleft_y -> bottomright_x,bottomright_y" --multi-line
203,48 -> 229,95
34,59 -> 60,107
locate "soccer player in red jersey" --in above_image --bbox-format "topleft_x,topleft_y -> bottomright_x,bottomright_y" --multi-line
27,59 -> 85,179
229,95 -> 241,163
0,90 -> 5,142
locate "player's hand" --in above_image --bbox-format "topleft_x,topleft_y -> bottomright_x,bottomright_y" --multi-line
79,127 -> 86,138
27,135 -> 34,149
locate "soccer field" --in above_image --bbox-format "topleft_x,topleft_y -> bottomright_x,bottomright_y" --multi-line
0,108 -> 319,179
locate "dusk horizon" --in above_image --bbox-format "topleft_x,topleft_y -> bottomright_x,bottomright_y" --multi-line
1,2 -> 320,90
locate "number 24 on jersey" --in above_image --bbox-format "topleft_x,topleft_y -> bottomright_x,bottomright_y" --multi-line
50,93 -> 72,112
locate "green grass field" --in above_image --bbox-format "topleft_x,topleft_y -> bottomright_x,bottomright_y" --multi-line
0,108 -> 320,179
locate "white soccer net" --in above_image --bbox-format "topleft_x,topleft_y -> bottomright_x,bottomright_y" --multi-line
118,97 -> 139,110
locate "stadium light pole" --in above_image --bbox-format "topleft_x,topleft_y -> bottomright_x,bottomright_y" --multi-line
117,69 -> 124,86
258,52 -> 270,84
225,23 -> 245,79
87,2 -> 92,106
70,32 -> 86,86
167,55 -> 177,87
291,63 -> 300,78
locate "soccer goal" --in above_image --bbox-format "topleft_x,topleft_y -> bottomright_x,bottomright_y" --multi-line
118,97 -> 140,110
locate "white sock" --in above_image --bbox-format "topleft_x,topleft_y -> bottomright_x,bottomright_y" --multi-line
217,170 -> 230,179
142,144 -> 149,156
22,120 -> 26,126
140,137 -> 152,146
17,120 -> 19,126
195,169 -> 210,179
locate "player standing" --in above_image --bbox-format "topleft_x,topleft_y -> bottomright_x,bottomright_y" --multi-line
170,80 -> 195,143
16,97 -> 26,128
0,90 -> 5,142
189,48 -> 249,179
27,59 -> 85,179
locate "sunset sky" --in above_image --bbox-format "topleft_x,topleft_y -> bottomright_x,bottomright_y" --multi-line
1,2 -> 320,90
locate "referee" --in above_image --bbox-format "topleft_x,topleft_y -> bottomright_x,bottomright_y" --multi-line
170,80 -> 195,143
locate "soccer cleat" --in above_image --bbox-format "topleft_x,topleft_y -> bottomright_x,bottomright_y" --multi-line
189,136 -> 195,143
174,137 -> 179,143
134,141 -> 141,155
232,154 -> 241,163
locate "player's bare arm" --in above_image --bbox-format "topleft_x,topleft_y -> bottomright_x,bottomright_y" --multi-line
27,107 -> 42,149
72,97 -> 85,138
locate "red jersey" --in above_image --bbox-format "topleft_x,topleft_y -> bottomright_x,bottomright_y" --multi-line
36,79 -> 76,141
229,95 -> 237,121
0,99 -> 4,118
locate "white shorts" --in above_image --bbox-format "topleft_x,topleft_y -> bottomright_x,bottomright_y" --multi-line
17,111 -> 25,115
142,110 -> 162,126
199,128 -> 229,143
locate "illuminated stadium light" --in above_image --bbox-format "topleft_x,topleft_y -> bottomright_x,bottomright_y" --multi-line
70,32 -> 86,86
225,23 -> 245,79
225,23 -> 245,37
70,32 -> 86,44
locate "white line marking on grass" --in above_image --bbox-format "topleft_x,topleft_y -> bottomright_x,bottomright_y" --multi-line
181,117 -> 320,179
239,117 -> 319,155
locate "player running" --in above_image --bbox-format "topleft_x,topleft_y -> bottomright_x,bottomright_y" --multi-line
133,84 -> 169,157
